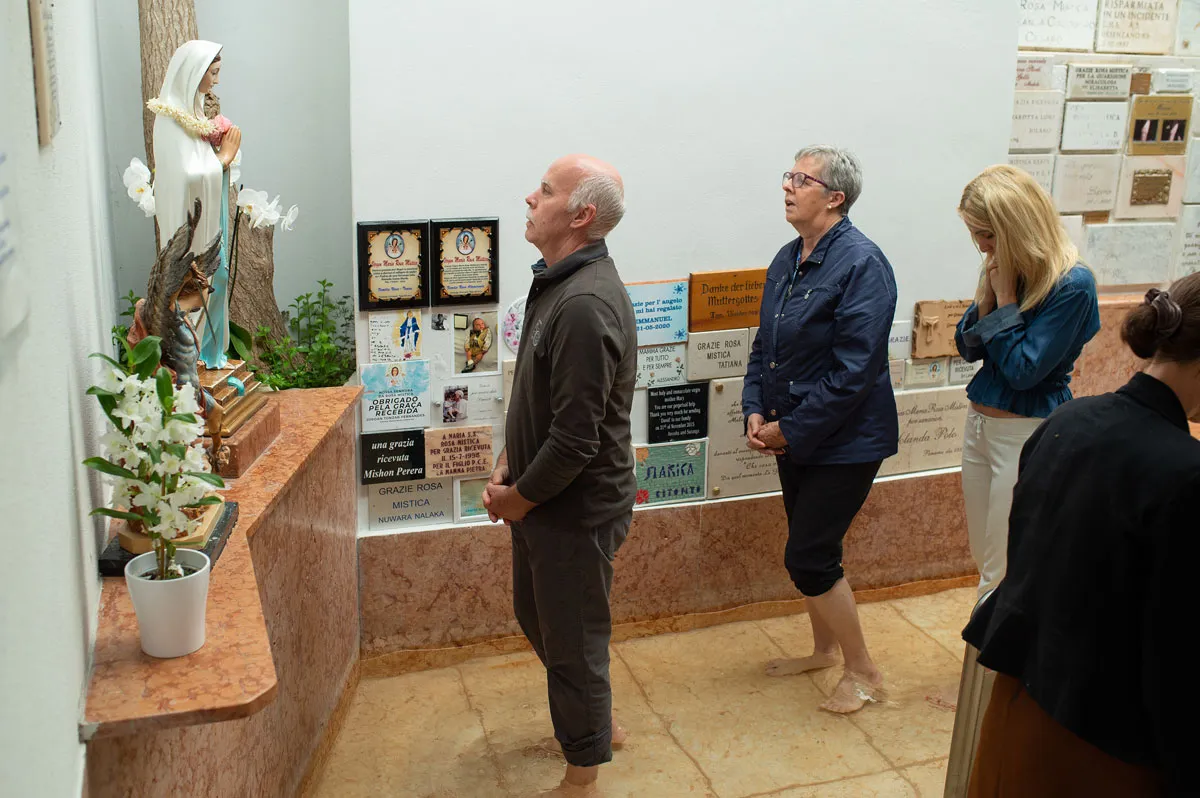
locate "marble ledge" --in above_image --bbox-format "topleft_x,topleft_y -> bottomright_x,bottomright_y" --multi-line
80,387 -> 361,742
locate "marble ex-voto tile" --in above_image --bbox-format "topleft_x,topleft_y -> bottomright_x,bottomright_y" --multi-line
1096,0 -> 1177,55
368,478 -> 453,531
1086,221 -> 1174,285
1052,154 -> 1121,213
635,343 -> 687,390
633,440 -> 707,507
1065,64 -> 1133,99
1114,155 -> 1184,219
905,357 -> 949,389
685,328 -> 749,381
1060,101 -> 1127,152
879,387 -> 969,477
1010,90 -> 1065,152
949,357 -> 981,386
706,377 -> 780,499
1007,154 -> 1056,194
1018,0 -> 1099,51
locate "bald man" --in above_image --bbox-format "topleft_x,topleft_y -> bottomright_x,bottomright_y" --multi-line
484,155 -> 636,797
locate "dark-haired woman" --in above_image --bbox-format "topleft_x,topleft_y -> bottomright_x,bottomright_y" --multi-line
963,275 -> 1200,796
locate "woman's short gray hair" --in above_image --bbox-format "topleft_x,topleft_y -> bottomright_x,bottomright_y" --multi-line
569,171 -> 626,240
794,145 -> 863,215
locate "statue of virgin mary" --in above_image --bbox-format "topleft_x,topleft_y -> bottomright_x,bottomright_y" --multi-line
148,40 -> 241,370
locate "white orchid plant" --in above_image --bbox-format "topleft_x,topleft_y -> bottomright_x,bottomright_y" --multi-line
121,153 -> 298,232
84,334 -> 225,580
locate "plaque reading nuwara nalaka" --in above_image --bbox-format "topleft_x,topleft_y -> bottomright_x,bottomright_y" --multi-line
688,268 -> 768,332
432,218 -> 499,305
357,220 -> 430,311
368,478 -> 453,531
424,425 -> 494,479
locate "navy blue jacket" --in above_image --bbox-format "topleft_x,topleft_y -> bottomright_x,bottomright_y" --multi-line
742,217 -> 899,464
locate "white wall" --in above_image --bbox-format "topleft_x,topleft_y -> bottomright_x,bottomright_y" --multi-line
349,0 -> 1019,317
1,0 -> 119,795
98,0 -> 353,310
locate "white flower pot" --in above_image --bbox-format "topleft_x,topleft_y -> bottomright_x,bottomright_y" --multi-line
124,549 -> 211,658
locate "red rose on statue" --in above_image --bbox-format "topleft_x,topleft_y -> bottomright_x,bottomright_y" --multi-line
635,489 -> 649,505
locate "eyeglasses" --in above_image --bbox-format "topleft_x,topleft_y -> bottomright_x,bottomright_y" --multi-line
783,171 -> 829,190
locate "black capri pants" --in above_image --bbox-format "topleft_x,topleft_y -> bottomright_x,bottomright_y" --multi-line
776,458 -> 882,597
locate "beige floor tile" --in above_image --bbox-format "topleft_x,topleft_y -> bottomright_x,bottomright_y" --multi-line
888,587 -> 979,660
759,604 -> 962,767
458,650 -> 713,797
773,770 -> 917,797
902,758 -> 949,797
313,669 -> 502,798
617,621 -> 890,796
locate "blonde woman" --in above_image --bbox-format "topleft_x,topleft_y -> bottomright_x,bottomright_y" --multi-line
954,165 -> 1100,600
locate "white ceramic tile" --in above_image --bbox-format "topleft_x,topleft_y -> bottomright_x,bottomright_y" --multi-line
685,328 -> 750,381
1114,155 -> 1184,220
1066,63 -> 1133,99
1060,101 -> 1128,151
1096,0 -> 1176,54
1052,154 -> 1121,213
1086,222 -> 1174,285
1011,90 -> 1065,152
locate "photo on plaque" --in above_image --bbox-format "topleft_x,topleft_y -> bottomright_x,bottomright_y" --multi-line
356,220 -> 430,311
432,218 -> 499,305
455,477 -> 491,522
442,384 -> 469,423
1128,96 -> 1192,156
452,310 -> 498,374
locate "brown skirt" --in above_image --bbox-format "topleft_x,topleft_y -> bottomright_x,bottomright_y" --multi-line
969,673 -> 1164,797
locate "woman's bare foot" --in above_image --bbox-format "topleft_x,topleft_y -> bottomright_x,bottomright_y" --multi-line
765,651 -> 840,677
819,669 -> 887,714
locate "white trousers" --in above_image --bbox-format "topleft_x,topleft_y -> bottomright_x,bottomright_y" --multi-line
960,409 -> 1043,599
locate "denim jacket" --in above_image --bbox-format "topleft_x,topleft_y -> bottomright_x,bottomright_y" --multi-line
954,265 -> 1100,419
742,217 -> 899,464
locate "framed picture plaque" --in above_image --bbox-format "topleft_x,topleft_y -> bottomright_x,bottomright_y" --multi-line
357,220 -> 431,311
431,218 -> 499,305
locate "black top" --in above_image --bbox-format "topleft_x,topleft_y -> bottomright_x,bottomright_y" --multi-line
964,373 -> 1200,793
506,240 -> 638,527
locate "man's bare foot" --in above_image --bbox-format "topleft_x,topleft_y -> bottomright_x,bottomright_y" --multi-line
536,781 -> 603,797
765,652 -> 840,677
611,719 -> 629,749
925,682 -> 958,712
819,669 -> 887,714
537,766 -> 602,796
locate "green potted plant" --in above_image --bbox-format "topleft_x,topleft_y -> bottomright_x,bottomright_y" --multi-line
84,333 -> 225,658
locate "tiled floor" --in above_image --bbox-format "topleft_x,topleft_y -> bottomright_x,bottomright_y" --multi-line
314,587 -> 976,798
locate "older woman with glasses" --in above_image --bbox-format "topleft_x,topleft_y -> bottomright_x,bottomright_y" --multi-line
742,145 -> 899,714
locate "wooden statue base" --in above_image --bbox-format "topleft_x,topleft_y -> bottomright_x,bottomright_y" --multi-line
198,360 -> 271,436
118,495 -> 226,555
204,397 -> 280,478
